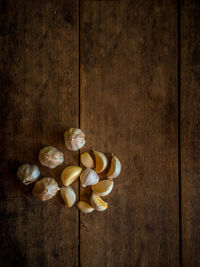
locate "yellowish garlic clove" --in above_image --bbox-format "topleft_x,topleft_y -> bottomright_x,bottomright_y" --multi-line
17,163 -> 40,185
107,155 -> 121,179
60,186 -> 76,207
61,166 -> 82,187
93,150 -> 108,173
92,179 -> 113,197
32,177 -> 59,201
64,128 -> 85,151
90,192 -> 108,211
81,152 -> 94,168
39,146 -> 64,169
77,201 -> 94,213
80,168 -> 99,188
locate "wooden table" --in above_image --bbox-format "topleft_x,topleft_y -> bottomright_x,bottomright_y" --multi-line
0,1 -> 199,266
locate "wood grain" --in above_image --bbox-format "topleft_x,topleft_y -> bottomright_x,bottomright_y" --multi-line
0,1 -> 79,266
181,1 -> 200,266
80,0 -> 179,266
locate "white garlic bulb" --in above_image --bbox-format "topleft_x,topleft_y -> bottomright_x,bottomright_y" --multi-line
39,146 -> 64,169
80,168 -> 99,188
17,163 -> 40,185
64,128 -> 85,151
33,177 -> 59,201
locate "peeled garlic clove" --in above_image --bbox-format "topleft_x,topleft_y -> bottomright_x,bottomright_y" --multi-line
39,146 -> 64,169
81,152 -> 94,168
93,150 -> 108,173
61,186 -> 76,207
92,179 -> 113,197
64,128 -> 85,151
90,192 -> 108,211
33,177 -> 59,201
17,163 -> 40,185
80,168 -> 99,188
107,155 -> 121,179
77,201 -> 94,213
61,166 -> 82,187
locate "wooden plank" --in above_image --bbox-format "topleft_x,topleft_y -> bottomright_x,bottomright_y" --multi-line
80,1 -> 179,266
181,1 -> 200,266
0,1 -> 79,266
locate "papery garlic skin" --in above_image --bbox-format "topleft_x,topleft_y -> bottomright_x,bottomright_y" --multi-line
61,166 -> 82,187
80,168 -> 99,188
17,163 -> 40,185
33,177 -> 59,201
93,150 -> 108,173
61,186 -> 76,207
39,146 -> 64,169
64,128 -> 85,151
77,201 -> 94,213
81,152 -> 94,168
92,179 -> 113,197
107,155 -> 121,179
91,192 -> 108,211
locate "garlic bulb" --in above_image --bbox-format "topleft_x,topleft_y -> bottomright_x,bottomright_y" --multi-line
80,168 -> 99,188
33,177 -> 59,201
61,166 -> 82,186
77,201 -> 94,213
92,179 -> 113,197
91,192 -> 108,211
61,186 -> 76,207
39,146 -> 64,169
64,128 -> 85,151
107,155 -> 121,179
17,163 -> 40,185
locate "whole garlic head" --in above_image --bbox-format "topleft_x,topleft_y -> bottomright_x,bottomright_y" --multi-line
17,163 -> 40,185
80,168 -> 99,188
33,177 -> 59,201
64,128 -> 85,151
39,146 -> 64,169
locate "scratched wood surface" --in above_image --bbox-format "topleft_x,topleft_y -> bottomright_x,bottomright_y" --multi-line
0,1 -> 79,266
181,0 -> 200,266
80,1 -> 179,266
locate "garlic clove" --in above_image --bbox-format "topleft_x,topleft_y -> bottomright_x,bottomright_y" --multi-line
107,155 -> 121,179
90,192 -> 108,211
77,201 -> 94,213
81,152 -> 94,169
80,168 -> 99,188
60,186 -> 76,207
93,150 -> 108,173
39,146 -> 64,169
61,166 -> 82,187
92,179 -> 114,197
64,128 -> 85,151
32,177 -> 59,201
17,163 -> 40,185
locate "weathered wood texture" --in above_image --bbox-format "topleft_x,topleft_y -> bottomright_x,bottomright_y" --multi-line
80,1 -> 179,266
181,1 -> 200,266
0,1 -> 79,266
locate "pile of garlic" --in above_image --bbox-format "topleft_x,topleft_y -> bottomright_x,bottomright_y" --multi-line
17,128 -> 121,213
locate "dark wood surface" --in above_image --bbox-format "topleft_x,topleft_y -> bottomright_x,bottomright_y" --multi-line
0,1 -> 79,267
181,0 -> 200,266
0,0 -> 199,266
80,1 -> 179,266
